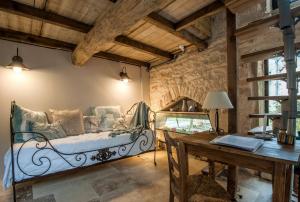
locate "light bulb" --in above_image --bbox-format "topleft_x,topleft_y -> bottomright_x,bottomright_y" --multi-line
12,66 -> 22,74
122,78 -> 129,83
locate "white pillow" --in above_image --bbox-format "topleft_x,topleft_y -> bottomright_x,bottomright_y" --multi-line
94,106 -> 121,131
94,106 -> 121,118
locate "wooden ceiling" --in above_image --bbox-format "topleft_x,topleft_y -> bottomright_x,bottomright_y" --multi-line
0,0 -> 265,68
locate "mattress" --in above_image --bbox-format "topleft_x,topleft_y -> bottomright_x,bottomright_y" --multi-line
2,130 -> 154,189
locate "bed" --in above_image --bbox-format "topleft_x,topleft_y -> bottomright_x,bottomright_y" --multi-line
4,101 -> 156,202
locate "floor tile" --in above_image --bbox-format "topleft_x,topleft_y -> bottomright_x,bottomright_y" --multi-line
0,151 -> 275,202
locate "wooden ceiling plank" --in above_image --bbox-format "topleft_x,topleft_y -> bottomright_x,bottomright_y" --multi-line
0,27 -> 149,67
72,0 -> 173,65
0,0 -> 92,33
109,44 -> 157,61
224,0 -> 262,13
115,35 -> 174,59
175,1 -> 224,31
128,25 -> 188,53
145,12 -> 207,50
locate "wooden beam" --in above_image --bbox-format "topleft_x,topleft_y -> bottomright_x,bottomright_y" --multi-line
0,27 -> 76,51
0,0 -> 92,33
145,12 -> 207,50
95,51 -> 150,67
249,113 -> 300,118
175,1 -> 224,31
72,0 -> 173,65
247,72 -> 300,82
115,35 -> 175,59
226,9 -> 237,133
248,96 -> 300,101
241,42 -> 300,62
0,28 -> 150,67
249,113 -> 282,118
235,6 -> 300,37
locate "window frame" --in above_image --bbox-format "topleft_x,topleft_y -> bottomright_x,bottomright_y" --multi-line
263,55 -> 300,132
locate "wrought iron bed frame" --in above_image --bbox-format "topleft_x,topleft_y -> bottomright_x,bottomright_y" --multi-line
9,101 -> 157,202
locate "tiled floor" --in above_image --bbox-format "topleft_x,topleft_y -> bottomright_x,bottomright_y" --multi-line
1,151 -> 275,202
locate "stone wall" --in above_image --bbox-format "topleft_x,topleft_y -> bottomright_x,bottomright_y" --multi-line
150,11 -> 229,131
237,62 -> 259,134
150,2 -> 300,135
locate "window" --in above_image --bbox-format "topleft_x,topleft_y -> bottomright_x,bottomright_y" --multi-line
264,55 -> 300,132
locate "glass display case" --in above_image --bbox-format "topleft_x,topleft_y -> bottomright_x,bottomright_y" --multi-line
156,111 -> 212,135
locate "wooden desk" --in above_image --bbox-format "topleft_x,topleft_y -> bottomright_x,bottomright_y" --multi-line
175,133 -> 300,202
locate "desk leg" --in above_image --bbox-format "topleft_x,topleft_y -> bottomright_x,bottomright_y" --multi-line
208,160 -> 215,179
273,163 -> 292,202
285,165 -> 293,202
227,165 -> 237,200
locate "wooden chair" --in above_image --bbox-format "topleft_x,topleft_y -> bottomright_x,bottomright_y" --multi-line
294,165 -> 300,201
163,131 -> 231,202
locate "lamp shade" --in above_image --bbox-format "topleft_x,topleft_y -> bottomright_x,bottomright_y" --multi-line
202,91 -> 233,109
5,48 -> 30,72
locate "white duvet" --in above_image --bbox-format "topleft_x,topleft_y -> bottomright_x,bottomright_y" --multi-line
3,130 -> 154,189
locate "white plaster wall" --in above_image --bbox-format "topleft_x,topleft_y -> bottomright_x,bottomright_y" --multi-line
0,39 -> 150,178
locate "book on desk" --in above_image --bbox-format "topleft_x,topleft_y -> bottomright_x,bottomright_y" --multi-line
210,135 -> 264,152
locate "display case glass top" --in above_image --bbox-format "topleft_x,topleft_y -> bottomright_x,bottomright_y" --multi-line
156,111 -> 212,135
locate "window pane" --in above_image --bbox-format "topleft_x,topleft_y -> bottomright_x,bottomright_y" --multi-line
268,80 -> 288,96
268,56 -> 300,97
268,100 -> 281,113
268,57 -> 285,75
266,55 -> 300,134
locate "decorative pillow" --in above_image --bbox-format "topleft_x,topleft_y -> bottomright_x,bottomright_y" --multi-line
31,122 -> 67,141
94,106 -> 121,131
49,109 -> 85,136
12,104 -> 48,143
83,116 -> 101,133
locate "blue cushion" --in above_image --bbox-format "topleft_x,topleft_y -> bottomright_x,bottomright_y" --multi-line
12,104 -> 48,143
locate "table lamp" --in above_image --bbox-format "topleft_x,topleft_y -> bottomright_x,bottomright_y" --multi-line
202,91 -> 233,134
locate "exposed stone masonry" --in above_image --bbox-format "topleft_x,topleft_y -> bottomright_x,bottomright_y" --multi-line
150,12 -> 229,131
150,3 -> 300,134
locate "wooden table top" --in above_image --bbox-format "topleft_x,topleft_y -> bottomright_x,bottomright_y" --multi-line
174,132 -> 300,165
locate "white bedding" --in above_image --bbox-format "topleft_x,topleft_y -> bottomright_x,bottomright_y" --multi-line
3,130 -> 154,189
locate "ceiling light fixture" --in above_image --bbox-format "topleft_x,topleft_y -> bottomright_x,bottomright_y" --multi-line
6,48 -> 30,74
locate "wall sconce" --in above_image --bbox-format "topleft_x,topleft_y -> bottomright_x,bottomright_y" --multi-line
120,66 -> 130,83
5,48 -> 30,74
